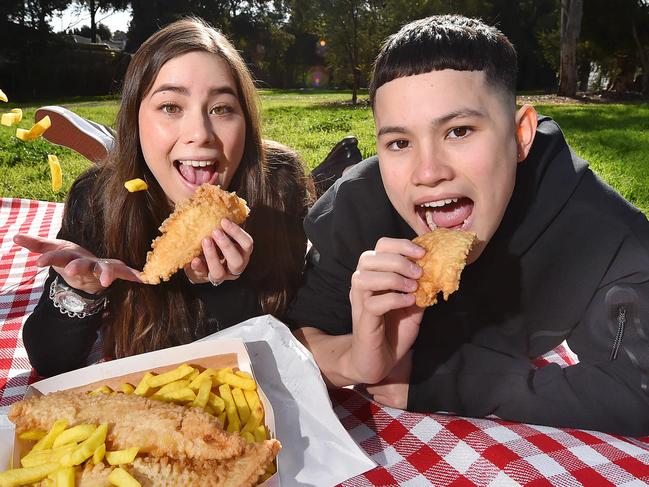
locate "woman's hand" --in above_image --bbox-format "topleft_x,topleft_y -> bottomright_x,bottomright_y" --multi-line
13,234 -> 142,294
184,218 -> 254,286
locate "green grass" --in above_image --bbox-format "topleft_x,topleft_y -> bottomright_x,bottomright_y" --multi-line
1,91 -> 647,215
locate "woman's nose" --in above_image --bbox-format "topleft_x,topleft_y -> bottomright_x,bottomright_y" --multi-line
182,110 -> 216,145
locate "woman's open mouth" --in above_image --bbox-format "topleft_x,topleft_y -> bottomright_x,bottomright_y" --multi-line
175,159 -> 219,186
415,196 -> 474,232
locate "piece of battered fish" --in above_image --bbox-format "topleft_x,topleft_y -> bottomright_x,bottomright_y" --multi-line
66,440 -> 281,487
141,184 -> 250,284
9,390 -> 245,461
411,228 -> 477,307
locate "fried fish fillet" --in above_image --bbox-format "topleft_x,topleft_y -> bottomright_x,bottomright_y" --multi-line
141,184 -> 250,284
65,440 -> 280,487
411,228 -> 477,307
9,390 -> 245,461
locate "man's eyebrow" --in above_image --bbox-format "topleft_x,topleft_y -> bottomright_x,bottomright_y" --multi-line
377,108 -> 485,137
150,84 -> 237,97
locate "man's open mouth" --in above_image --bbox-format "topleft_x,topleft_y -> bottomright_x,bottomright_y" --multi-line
175,160 -> 219,185
416,196 -> 474,231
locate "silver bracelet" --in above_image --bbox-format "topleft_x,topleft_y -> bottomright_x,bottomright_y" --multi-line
49,276 -> 108,319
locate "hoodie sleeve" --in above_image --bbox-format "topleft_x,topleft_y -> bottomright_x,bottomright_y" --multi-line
408,229 -> 649,437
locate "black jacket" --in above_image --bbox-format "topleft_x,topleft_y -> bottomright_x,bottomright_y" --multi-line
23,174 -> 260,377
288,117 -> 649,436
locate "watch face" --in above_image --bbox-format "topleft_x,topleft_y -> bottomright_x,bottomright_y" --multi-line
61,292 -> 86,313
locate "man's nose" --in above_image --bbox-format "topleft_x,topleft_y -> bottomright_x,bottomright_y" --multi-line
412,144 -> 454,185
182,110 -> 216,145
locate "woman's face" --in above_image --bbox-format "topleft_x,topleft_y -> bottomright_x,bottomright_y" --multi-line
138,51 -> 246,204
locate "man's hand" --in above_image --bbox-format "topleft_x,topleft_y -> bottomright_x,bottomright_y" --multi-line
13,234 -> 141,294
365,350 -> 412,409
348,237 -> 425,384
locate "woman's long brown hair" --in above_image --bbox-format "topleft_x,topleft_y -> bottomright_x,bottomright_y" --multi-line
74,18 -> 311,358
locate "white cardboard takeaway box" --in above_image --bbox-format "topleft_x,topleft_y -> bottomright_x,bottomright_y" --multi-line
1,338 -> 279,486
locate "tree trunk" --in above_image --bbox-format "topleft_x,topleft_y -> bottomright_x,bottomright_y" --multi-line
557,0 -> 583,97
632,22 -> 649,96
90,0 -> 97,43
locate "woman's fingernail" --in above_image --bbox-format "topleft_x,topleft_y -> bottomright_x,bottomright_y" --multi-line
213,229 -> 225,239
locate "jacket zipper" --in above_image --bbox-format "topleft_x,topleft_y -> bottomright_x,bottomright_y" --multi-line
609,305 -> 627,361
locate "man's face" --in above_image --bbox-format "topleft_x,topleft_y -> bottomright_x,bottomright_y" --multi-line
374,69 -> 519,262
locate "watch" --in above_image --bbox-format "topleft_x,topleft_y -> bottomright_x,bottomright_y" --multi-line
49,275 -> 109,319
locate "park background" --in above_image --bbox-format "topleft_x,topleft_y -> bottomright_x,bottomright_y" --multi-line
0,0 -> 648,214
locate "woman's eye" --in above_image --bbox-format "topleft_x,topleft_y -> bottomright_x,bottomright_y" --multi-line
447,127 -> 471,139
161,104 -> 180,114
210,105 -> 232,115
388,139 -> 410,150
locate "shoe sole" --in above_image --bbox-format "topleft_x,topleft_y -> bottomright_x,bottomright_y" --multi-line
35,107 -> 112,164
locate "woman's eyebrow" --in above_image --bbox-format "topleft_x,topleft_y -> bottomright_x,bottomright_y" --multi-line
149,84 -> 237,97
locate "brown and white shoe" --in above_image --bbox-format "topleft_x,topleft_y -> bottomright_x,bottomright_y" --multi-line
35,106 -> 115,164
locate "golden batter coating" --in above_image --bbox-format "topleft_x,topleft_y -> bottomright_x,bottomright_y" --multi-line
141,184 -> 249,284
411,228 -> 477,307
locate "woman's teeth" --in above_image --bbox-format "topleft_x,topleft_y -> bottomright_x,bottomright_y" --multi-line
178,160 -> 215,167
420,198 -> 458,208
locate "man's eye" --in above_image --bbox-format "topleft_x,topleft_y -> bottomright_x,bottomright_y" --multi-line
162,104 -> 180,114
210,105 -> 232,115
447,127 -> 470,139
388,139 -> 409,150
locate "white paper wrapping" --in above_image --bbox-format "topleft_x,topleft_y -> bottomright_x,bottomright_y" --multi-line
202,315 -> 376,487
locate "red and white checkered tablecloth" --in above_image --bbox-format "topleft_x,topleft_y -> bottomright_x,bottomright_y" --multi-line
1,197 -> 649,486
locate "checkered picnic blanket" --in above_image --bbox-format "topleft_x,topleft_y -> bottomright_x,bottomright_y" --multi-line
1,197 -> 649,486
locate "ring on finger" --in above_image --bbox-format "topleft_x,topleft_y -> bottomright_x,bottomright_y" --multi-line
208,275 -> 222,287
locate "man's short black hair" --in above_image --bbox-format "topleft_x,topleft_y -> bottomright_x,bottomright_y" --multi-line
369,15 -> 517,107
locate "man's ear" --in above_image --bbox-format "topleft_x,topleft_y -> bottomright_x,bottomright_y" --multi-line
515,104 -> 537,162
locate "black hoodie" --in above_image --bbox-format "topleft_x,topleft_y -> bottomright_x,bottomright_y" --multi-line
288,116 -> 649,436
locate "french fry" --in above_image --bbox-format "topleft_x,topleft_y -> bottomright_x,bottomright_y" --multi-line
124,178 -> 148,192
21,444 -> 75,468
11,108 -> 22,122
231,388 -> 251,424
32,419 -> 68,452
30,115 -> 51,138
221,371 -> 256,391
15,128 -> 31,141
241,432 -> 255,444
93,443 -> 106,464
217,411 -> 227,428
219,384 -> 240,433
120,383 -> 135,394
133,372 -> 155,396
151,387 -> 195,404
241,389 -> 263,434
254,424 -> 267,443
212,367 -> 234,386
0,89 -> 7,102
154,379 -> 190,396
88,384 -> 112,396
1,112 -> 18,126
208,392 -> 226,413
188,378 -> 211,408
186,368 -> 200,382
146,364 -> 194,388
0,462 -> 59,485
106,447 -> 139,466
64,423 -> 107,466
235,370 -> 253,380
52,423 -> 96,448
48,155 -> 63,193
53,466 -> 75,487
107,466 -> 142,487
188,368 -> 218,390
18,429 -> 46,441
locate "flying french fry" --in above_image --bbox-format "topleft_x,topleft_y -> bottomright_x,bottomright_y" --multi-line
0,89 -> 7,102
30,115 -> 51,138
124,178 -> 148,192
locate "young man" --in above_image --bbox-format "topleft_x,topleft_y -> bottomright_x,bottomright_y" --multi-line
287,15 -> 649,436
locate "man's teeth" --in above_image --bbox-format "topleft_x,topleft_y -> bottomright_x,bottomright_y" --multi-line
178,160 -> 215,167
420,198 -> 458,208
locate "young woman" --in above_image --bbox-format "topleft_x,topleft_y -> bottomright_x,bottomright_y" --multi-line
14,18 -> 313,376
